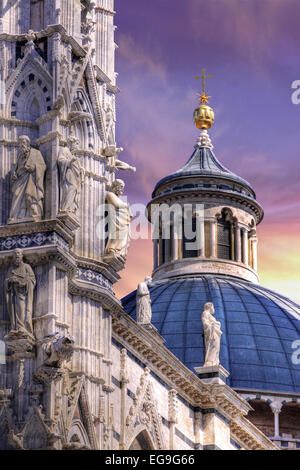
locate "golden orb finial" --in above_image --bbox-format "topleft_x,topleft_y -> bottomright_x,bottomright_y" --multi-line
194,69 -> 214,130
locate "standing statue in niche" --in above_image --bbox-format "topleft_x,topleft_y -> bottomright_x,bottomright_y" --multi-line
5,249 -> 36,339
58,136 -> 84,215
9,135 -> 46,223
105,179 -> 132,258
136,277 -> 152,324
202,302 -> 222,367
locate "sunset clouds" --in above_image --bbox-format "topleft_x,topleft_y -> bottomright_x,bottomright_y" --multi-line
114,0 -> 300,302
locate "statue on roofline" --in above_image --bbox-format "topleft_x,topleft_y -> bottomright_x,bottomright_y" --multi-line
202,302 -> 222,367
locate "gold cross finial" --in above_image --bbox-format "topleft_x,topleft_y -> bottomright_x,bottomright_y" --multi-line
195,68 -> 213,94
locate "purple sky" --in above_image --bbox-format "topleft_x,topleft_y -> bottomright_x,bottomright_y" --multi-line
114,0 -> 300,300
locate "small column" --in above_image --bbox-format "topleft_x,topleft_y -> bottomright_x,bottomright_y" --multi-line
198,217 -> 205,257
235,224 -> 242,262
119,349 -> 129,450
172,230 -> 179,261
159,237 -> 164,266
210,220 -> 216,258
168,389 -> 178,450
153,239 -> 158,269
270,402 -> 282,438
241,228 -> 248,265
252,237 -> 258,271
165,238 -> 170,263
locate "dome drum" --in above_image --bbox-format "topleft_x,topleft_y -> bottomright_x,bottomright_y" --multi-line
150,204 -> 259,283
152,257 -> 259,284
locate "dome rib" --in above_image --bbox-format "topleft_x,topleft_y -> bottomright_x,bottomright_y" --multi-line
241,281 -> 296,391
182,279 -> 198,367
239,281 -> 299,391
156,281 -> 183,338
227,280 -> 269,389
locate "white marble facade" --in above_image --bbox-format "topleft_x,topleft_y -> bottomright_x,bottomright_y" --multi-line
0,1 -> 277,451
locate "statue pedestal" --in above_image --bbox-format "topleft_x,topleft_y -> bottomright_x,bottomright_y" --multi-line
103,252 -> 126,272
4,331 -> 35,360
57,212 -> 80,232
8,216 -> 40,225
194,364 -> 229,385
140,323 -> 166,345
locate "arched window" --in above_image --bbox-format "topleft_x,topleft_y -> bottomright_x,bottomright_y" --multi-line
247,400 -> 274,437
279,403 -> 300,443
182,216 -> 198,258
217,211 -> 232,260
71,89 -> 96,151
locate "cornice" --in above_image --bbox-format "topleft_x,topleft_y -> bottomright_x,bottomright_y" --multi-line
0,25 -> 87,58
36,131 -> 62,146
0,116 -> 36,128
0,245 -> 76,274
74,255 -> 120,284
230,416 -> 278,450
152,257 -> 259,284
147,188 -> 264,224
94,6 -> 116,16
69,278 -> 122,313
0,219 -> 74,246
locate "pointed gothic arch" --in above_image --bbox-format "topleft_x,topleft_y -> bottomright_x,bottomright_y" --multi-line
68,419 -> 91,449
71,88 -> 96,151
64,375 -> 98,450
0,406 -> 15,450
124,368 -> 165,450
129,429 -> 155,450
10,72 -> 51,122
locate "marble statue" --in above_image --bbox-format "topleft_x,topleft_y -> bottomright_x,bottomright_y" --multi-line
105,104 -> 115,145
9,135 -> 46,223
58,136 -> 84,215
103,145 -> 136,173
136,277 -> 152,324
5,249 -> 36,338
105,179 -> 132,258
202,302 -> 222,367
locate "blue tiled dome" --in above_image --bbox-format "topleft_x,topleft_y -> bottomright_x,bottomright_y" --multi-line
122,276 -> 300,393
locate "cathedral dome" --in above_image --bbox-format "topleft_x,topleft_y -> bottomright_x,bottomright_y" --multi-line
122,275 -> 300,394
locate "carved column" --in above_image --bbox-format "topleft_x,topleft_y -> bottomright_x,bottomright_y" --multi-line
194,410 -> 202,450
168,389 -> 178,450
172,227 -> 179,262
241,228 -> 248,265
153,239 -> 158,270
209,220 -> 217,258
119,349 -> 129,450
165,238 -> 171,263
172,209 -> 181,261
235,224 -> 242,263
198,217 -> 205,257
270,402 -> 282,438
252,236 -> 258,271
